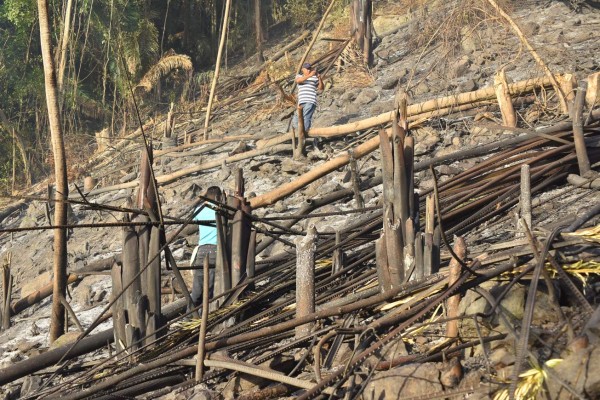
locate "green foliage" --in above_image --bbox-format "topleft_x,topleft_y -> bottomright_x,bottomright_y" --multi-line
284,0 -> 330,27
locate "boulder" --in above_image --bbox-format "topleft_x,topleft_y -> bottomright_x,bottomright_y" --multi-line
354,89 -> 378,106
544,346 -> 600,399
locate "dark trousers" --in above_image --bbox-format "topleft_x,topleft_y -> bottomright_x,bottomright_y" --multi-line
191,244 -> 217,306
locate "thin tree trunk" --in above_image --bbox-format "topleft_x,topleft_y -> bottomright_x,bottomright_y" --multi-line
38,0 -> 70,343
254,0 -> 264,63
57,0 -> 74,92
203,0 -> 232,140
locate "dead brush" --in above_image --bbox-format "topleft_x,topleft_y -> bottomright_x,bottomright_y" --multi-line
335,42 -> 374,88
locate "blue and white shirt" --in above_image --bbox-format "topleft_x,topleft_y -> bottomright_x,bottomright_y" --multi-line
296,74 -> 319,106
194,206 -> 218,246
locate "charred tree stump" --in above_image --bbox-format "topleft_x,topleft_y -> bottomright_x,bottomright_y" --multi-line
350,0 -> 373,66
111,263 -> 126,352
295,225 -> 317,338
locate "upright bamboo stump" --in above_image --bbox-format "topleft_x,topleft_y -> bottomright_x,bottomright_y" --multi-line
295,225 -> 317,338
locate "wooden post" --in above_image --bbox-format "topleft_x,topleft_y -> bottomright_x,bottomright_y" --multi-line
246,229 -> 256,279
122,215 -> 142,348
572,81 -> 591,176
295,225 -> 317,338
349,158 -> 364,209
196,254 -> 210,382
586,72 -> 600,108
423,195 -> 435,277
494,69 -> 517,128
2,255 -> 12,330
414,233 -> 424,280
146,224 -> 162,343
332,230 -> 344,275
294,106 -> 306,160
111,263 -> 126,352
518,164 -> 532,238
446,237 -> 466,340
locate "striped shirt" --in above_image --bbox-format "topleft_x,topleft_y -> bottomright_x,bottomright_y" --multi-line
297,74 -> 319,105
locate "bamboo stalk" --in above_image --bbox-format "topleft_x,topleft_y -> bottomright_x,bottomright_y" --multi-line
195,254 -> 210,382
203,0 -> 232,140
295,225 -> 317,338
445,237 -> 466,339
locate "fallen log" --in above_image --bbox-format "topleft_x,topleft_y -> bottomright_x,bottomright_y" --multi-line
78,144 -> 292,198
0,199 -> 27,225
256,75 -> 558,149
10,273 -> 80,315
250,131 -> 388,208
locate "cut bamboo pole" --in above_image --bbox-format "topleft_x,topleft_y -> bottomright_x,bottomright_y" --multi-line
484,0 -> 568,114
294,106 -> 306,160
586,72 -> 600,108
111,263 -> 126,352
295,225 -> 317,338
494,69 -> 517,128
445,237 -> 466,340
203,0 -> 232,140
518,164 -> 532,238
572,81 -> 591,176
349,158 -> 364,209
195,254 -> 210,382
423,195 -> 435,277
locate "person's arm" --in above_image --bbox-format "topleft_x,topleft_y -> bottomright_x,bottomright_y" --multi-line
295,70 -> 316,84
317,73 -> 324,91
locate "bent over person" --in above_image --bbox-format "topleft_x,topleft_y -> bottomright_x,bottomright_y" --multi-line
292,62 -> 324,148
190,186 -> 221,307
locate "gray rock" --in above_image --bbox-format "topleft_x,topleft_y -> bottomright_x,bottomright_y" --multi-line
380,76 -> 399,90
354,89 -> 378,105
545,346 -> 600,399
458,79 -> 477,92
413,82 -> 430,96
344,103 -> 361,115
364,363 -> 442,399
281,159 -> 305,174
452,56 -> 472,78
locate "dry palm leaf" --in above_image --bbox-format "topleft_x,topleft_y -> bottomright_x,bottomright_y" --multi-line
136,54 -> 193,93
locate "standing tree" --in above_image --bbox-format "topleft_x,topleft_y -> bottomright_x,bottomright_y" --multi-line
254,0 -> 264,63
37,0 -> 69,343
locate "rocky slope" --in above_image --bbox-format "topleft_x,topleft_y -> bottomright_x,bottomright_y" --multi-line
1,0 -> 600,398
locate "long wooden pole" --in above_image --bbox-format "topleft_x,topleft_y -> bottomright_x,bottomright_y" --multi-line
203,0 -> 232,140
38,0 -> 70,343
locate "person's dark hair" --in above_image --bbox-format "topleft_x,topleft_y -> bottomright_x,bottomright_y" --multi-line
205,186 -> 221,201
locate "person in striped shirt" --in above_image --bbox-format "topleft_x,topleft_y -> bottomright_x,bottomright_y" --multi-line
293,62 -> 324,148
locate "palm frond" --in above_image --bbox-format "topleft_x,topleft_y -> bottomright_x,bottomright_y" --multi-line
136,54 -> 193,93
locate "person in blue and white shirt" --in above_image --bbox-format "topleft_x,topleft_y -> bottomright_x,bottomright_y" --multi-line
190,186 -> 221,307
292,62 -> 324,149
